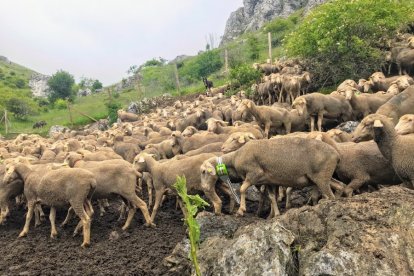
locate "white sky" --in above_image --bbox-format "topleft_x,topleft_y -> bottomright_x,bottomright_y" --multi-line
0,0 -> 243,85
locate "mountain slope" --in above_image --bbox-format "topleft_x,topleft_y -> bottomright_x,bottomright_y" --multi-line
221,0 -> 327,44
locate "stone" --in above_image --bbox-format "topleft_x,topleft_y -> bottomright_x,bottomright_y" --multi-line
48,125 -> 69,137
335,121 -> 360,133
29,73 -> 50,98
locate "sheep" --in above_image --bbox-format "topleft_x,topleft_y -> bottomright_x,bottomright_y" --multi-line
113,141 -> 141,163
326,129 -> 352,143
77,149 -> 123,161
395,114 -> 414,135
3,160 -> 96,247
221,132 -> 256,153
200,137 -> 339,216
0,165 -> 23,224
174,109 -> 210,131
181,126 -> 198,137
145,139 -> 176,159
365,72 -> 400,92
134,153 -> 235,221
353,114 -> 414,188
343,88 -> 394,119
206,118 -> 264,139
182,142 -> 223,157
292,93 -> 352,132
376,85 -> 414,125
386,75 -> 414,94
117,110 -> 139,122
170,131 -> 228,154
237,99 -> 291,137
64,152 -> 154,230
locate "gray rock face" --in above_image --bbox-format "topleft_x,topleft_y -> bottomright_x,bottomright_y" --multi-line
336,121 -> 360,133
48,125 -> 69,137
221,0 -> 328,44
29,73 -> 50,98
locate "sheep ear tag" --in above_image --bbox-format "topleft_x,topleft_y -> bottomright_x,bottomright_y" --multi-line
138,156 -> 145,163
373,120 -> 383,128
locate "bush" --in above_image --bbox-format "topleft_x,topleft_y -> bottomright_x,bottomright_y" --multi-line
284,0 -> 414,88
229,64 -> 261,88
92,79 -> 103,91
47,70 -> 76,103
6,98 -> 32,120
247,34 -> 260,61
55,98 -> 67,110
14,78 -> 26,89
105,101 -> 122,125
179,49 -> 223,82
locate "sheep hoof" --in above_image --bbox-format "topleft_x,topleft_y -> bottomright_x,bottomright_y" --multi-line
236,210 -> 245,217
81,242 -> 90,248
145,222 -> 156,228
18,231 -> 28,238
50,233 -> 58,239
73,231 -> 79,237
100,212 -> 105,217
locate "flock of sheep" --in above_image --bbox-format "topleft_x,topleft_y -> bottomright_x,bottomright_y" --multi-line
0,34 -> 414,249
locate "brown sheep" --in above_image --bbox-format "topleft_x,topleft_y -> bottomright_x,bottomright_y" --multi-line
376,85 -> 414,125
117,110 -> 139,122
395,114 -> 414,135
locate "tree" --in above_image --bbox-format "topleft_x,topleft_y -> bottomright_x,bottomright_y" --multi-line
179,49 -> 223,81
92,79 -> 103,91
284,0 -> 414,88
6,98 -> 32,120
47,70 -> 75,103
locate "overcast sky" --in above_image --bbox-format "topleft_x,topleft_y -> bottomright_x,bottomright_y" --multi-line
0,0 -> 243,85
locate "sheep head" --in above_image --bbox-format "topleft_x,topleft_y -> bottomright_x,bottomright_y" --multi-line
200,160 -> 219,192
395,115 -> 414,135
182,126 -> 197,137
3,164 -> 17,184
237,99 -> 252,113
292,97 -> 306,116
221,132 -> 256,153
64,152 -> 83,167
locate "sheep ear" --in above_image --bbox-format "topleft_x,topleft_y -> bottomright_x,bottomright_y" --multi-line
247,133 -> 256,140
315,134 -> 323,141
373,120 -> 383,128
247,101 -> 252,108
238,135 -> 246,144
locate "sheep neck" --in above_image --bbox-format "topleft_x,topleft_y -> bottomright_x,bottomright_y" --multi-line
144,155 -> 158,173
14,163 -> 33,183
373,119 -> 397,162
247,103 -> 263,122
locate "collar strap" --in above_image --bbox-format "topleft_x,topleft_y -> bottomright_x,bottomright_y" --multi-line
215,157 -> 228,176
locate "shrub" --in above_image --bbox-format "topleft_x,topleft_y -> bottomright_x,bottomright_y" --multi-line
284,0 -> 414,88
179,49 -> 223,82
55,98 -> 67,110
6,98 -> 32,120
15,78 -> 26,89
92,79 -> 103,91
229,64 -> 261,88
105,101 -> 122,125
247,34 -> 260,60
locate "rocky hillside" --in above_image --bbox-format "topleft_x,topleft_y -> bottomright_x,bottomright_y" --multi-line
221,0 -> 327,44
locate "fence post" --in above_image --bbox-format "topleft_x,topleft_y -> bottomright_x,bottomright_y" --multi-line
174,63 -> 181,95
4,110 -> 8,134
224,48 -> 229,74
66,101 -> 74,128
268,32 -> 272,64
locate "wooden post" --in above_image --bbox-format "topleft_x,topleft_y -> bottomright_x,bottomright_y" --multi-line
224,48 -> 229,74
66,101 -> 74,128
4,110 -> 8,134
107,88 -> 113,103
268,32 -> 272,64
174,63 -> 181,95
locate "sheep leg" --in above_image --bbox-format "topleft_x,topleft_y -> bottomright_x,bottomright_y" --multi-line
236,179 -> 253,216
61,207 -> 74,227
343,178 -> 368,197
310,172 -> 336,201
0,204 -> 9,224
310,116 -> 315,132
277,186 -> 285,202
317,112 -> 324,132
285,187 -> 293,209
267,186 -> 279,219
71,203 -> 91,248
49,207 -> 58,239
122,202 -> 136,230
19,201 -> 35,238
127,195 -> 154,228
34,205 -> 41,227
310,187 -> 320,205
217,183 -> 235,213
36,204 -> 45,221
118,201 -> 127,221
203,188 -> 223,215
256,186 -> 266,217
97,200 -> 106,217
150,189 -> 166,222
284,120 -> 291,134
264,123 -> 271,138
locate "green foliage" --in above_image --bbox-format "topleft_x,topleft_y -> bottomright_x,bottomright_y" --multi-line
179,49 -> 223,81
247,34 -> 260,60
105,101 -> 122,125
55,98 -> 67,110
143,58 -> 166,67
6,98 -> 32,120
14,78 -> 26,89
284,0 -> 414,88
141,64 -> 175,94
263,9 -> 303,46
173,176 -> 209,276
92,79 -> 103,91
229,64 -> 261,88
48,70 -> 76,103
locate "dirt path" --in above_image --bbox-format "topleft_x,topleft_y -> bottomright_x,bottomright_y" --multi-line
0,199 -> 185,276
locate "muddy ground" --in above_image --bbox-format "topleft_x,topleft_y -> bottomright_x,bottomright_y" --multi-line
0,197 -> 186,276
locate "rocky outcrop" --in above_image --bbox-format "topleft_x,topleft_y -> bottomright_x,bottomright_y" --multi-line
29,73 -> 50,98
165,186 -> 414,275
221,0 -> 328,44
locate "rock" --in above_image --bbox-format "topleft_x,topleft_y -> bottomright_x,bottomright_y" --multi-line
109,231 -> 120,241
221,0 -> 328,45
84,119 -> 109,131
78,88 -> 92,97
48,125 -> 69,137
9,265 -> 22,271
196,219 -> 295,276
229,182 -> 261,202
127,94 -> 173,115
279,186 -> 414,275
164,211 -> 256,274
29,73 -> 50,97
335,121 -> 360,133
